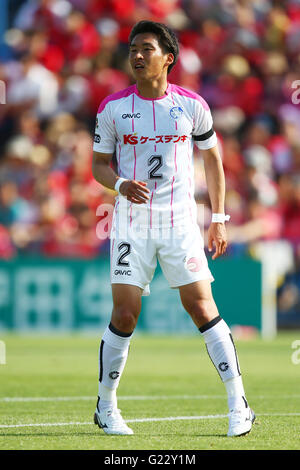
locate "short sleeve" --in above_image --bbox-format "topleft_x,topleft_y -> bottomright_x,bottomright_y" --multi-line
192,97 -> 217,150
93,100 -> 116,154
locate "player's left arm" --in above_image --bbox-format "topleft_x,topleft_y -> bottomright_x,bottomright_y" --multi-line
201,145 -> 228,260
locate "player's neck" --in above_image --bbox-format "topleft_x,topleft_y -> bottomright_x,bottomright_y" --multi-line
135,77 -> 169,99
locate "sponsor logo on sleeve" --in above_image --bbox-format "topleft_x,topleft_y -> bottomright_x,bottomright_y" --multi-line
94,134 -> 101,144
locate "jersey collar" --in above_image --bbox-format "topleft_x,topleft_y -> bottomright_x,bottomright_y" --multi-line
134,83 -> 171,101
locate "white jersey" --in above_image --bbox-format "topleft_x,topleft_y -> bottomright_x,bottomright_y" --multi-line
93,82 -> 217,229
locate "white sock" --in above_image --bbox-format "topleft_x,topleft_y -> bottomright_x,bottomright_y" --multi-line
224,376 -> 247,411
200,316 -> 247,411
98,323 -> 133,410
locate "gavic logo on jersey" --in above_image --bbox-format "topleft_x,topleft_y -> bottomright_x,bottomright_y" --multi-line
123,134 -> 188,145
122,113 -> 141,119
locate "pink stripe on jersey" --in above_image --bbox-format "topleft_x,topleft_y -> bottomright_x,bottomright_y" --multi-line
130,202 -> 133,227
149,182 -> 157,229
149,191 -> 154,228
97,85 -> 135,113
171,84 -> 210,110
133,146 -> 137,179
174,144 -> 177,173
118,143 -> 122,176
171,92 -> 178,131
152,100 -> 156,132
187,142 -> 193,222
132,93 -> 137,180
132,93 -> 135,132
170,176 -> 175,228
152,100 -> 157,152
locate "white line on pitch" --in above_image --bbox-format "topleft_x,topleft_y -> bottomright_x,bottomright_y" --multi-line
0,415 -> 227,429
0,413 -> 300,429
1,394 -> 300,403
0,395 -> 224,403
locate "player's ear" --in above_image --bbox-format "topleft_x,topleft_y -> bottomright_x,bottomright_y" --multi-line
166,52 -> 174,68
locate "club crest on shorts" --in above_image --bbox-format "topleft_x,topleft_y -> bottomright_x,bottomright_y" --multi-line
185,257 -> 202,272
170,106 -> 183,120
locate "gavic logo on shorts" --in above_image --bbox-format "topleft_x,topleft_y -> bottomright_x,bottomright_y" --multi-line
114,269 -> 132,276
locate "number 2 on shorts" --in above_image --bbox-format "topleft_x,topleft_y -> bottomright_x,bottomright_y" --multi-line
117,242 -> 131,266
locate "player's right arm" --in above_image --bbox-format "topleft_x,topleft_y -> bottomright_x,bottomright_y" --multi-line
92,151 -> 150,204
92,98 -> 149,204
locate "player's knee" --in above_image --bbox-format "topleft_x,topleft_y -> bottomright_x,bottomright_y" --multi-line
112,307 -> 138,333
186,298 -> 217,324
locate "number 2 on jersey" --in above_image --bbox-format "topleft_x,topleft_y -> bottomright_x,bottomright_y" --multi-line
148,155 -> 163,179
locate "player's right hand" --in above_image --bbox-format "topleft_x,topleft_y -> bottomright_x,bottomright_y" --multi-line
119,180 -> 150,204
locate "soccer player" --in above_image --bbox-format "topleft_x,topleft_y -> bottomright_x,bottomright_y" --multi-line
92,20 -> 255,437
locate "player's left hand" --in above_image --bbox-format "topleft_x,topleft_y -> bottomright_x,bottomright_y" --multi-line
207,223 -> 228,260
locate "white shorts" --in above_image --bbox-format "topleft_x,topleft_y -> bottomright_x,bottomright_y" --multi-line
110,221 -> 214,296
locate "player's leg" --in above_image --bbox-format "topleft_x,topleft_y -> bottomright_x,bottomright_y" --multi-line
157,224 -> 254,436
98,283 -> 142,408
95,217 -> 156,435
179,280 -> 255,436
94,283 -> 142,435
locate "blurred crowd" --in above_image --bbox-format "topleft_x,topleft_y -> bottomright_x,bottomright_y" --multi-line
1,0 -> 300,317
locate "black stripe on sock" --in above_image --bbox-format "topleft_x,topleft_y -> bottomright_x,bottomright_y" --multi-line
205,343 -> 222,380
199,315 -> 222,333
229,333 -> 241,376
109,322 -> 133,337
99,340 -> 104,383
242,396 -> 248,408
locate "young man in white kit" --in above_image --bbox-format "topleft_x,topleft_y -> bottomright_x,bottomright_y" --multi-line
92,20 -> 255,437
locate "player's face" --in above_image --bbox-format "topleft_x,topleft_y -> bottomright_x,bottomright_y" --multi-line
129,32 -> 173,81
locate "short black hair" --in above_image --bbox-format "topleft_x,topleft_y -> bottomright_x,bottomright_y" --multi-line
129,20 -> 179,74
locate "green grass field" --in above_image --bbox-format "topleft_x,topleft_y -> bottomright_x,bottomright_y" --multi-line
0,332 -> 299,450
